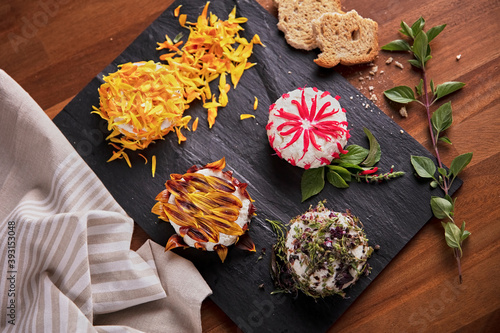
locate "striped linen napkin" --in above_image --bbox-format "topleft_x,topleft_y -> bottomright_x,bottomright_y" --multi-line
0,70 -> 212,332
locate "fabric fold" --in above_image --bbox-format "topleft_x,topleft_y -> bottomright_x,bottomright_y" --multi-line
94,240 -> 212,333
0,69 -> 211,332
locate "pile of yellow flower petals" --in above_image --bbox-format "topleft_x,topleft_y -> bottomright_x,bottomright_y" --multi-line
92,61 -> 193,167
92,1 -> 263,168
157,2 -> 264,128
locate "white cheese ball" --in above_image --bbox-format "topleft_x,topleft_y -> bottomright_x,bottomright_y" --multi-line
285,202 -> 372,298
267,87 -> 349,169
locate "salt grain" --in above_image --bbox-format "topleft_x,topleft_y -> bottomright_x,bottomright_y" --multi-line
386,57 -> 394,64
456,54 -> 462,61
395,61 -> 404,69
369,65 -> 378,76
399,106 -> 408,118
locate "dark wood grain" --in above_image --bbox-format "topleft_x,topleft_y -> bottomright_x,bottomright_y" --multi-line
1,0 -> 499,332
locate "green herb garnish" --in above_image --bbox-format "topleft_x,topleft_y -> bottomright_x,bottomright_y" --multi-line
172,32 -> 184,43
301,127 -> 404,201
382,17 -> 472,283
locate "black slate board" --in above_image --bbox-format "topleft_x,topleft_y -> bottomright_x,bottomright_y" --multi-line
53,1 -> 461,332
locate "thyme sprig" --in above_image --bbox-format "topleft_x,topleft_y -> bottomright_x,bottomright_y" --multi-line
267,219 -> 296,295
382,17 -> 472,283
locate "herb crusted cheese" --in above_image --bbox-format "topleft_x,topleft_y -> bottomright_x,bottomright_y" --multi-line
284,201 -> 373,298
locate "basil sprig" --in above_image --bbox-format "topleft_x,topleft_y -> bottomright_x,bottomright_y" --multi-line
383,17 -> 472,283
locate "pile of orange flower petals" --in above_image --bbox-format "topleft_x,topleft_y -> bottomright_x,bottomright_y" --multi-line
157,1 -> 264,128
93,2 -> 263,168
92,61 -> 193,167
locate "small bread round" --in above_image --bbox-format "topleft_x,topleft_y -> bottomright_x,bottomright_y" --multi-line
266,87 -> 349,169
312,10 -> 379,67
275,0 -> 343,50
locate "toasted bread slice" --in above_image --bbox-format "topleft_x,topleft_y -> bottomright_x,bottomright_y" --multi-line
275,0 -> 343,50
312,10 -> 379,67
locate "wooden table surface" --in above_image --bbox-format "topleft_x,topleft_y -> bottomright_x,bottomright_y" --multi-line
1,0 -> 499,331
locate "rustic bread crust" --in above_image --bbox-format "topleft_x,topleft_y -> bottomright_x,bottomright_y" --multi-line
275,0 -> 343,51
312,10 -> 379,67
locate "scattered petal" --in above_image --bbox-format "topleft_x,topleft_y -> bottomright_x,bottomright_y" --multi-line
152,155 -> 157,177
138,153 -> 148,164
179,14 -> 187,27
214,244 -> 228,262
174,5 -> 182,17
165,234 -> 189,251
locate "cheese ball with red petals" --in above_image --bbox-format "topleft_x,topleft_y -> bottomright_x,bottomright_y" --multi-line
266,87 -> 349,169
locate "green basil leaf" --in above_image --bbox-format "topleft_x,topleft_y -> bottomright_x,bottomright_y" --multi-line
438,167 -> 447,178
449,152 -> 473,178
441,221 -> 461,249
301,167 -> 325,202
383,86 -> 416,104
439,136 -> 452,144
430,180 -> 439,188
426,24 -> 446,42
434,81 -> 466,100
431,196 -> 453,219
336,162 -> 364,172
411,155 -> 436,179
431,101 -> 453,133
328,165 -> 352,182
399,21 -> 414,38
412,31 -> 429,67
339,144 -> 369,165
408,59 -> 422,68
415,79 -> 424,96
411,17 -> 426,36
327,170 -> 350,189
361,127 -> 381,167
430,79 -> 435,94
424,54 -> 432,65
460,221 -> 471,241
381,39 -> 411,51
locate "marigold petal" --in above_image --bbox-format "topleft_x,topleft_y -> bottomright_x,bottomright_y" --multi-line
214,244 -> 228,263
240,114 -> 255,120
234,233 -> 256,252
192,117 -> 199,131
204,157 -> 225,170
163,203 -> 198,228
165,235 -> 189,251
251,34 -> 265,46
152,155 -> 157,177
138,153 -> 148,164
174,5 -> 182,17
179,14 -> 187,27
